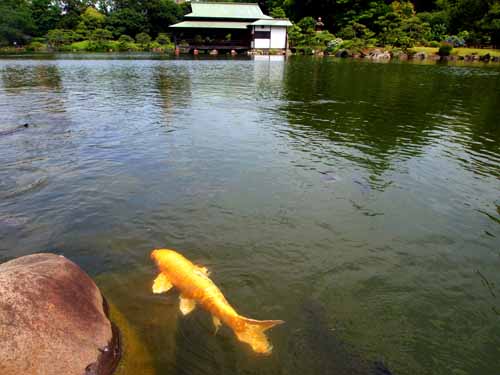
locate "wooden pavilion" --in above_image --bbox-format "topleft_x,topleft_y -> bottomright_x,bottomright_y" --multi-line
169,2 -> 292,53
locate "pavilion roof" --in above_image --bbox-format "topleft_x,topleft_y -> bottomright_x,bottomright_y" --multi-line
251,19 -> 293,27
185,2 -> 272,20
169,21 -> 250,29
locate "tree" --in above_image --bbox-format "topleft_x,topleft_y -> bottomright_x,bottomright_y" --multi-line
297,17 -> 316,35
57,0 -> 94,29
89,27 -> 112,49
288,24 -> 303,47
270,7 -> 287,18
47,28 -> 77,48
1,0 -> 498,50
106,8 -> 147,38
136,32 -> 151,47
30,0 -> 62,37
477,1 -> 500,47
0,0 -> 35,45
144,0 -> 183,36
339,22 -> 375,40
375,1 -> 430,47
179,2 -> 192,16
81,7 -> 106,31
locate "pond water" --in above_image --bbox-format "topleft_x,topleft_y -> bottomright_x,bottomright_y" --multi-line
0,54 -> 499,375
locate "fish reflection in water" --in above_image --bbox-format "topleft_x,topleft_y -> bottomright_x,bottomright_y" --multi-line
151,249 -> 284,355
286,298 -> 393,375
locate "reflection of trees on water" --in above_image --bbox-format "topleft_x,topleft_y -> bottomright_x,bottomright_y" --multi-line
0,64 -> 67,122
154,65 -> 192,121
1,65 -> 62,92
280,58 -> 500,179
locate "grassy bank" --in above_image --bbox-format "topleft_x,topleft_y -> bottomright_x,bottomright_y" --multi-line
33,40 -> 173,53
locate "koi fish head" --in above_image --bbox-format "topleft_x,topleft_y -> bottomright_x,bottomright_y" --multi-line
151,248 -> 186,272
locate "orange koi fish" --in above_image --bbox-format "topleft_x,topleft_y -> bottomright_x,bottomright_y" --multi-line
151,249 -> 284,355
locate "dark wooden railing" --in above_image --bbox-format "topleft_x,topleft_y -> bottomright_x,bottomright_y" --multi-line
178,39 -> 250,50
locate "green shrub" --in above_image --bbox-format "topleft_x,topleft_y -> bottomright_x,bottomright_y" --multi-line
438,43 -> 453,56
428,40 -> 440,47
341,38 -> 368,53
85,28 -> 113,51
270,7 -> 286,18
397,35 -> 415,51
135,32 -> 151,47
302,47 -> 314,55
47,29 -> 77,49
90,29 -> 112,43
31,37 -> 46,44
26,41 -> 46,52
155,33 -> 171,45
58,44 -> 74,52
118,34 -> 134,51
69,40 -> 90,51
118,34 -> 134,43
325,37 -> 343,53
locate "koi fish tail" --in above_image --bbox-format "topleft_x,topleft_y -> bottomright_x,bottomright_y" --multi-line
235,317 -> 284,355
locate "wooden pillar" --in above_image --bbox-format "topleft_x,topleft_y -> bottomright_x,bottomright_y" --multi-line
269,26 -> 272,51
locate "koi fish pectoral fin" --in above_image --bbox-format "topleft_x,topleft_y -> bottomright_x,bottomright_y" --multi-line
179,295 -> 196,315
152,273 -> 173,294
212,315 -> 222,335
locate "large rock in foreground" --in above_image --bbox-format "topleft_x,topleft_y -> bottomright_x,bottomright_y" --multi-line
0,253 -> 120,375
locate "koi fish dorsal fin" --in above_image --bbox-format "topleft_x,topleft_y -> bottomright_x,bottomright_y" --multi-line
179,295 -> 196,315
195,265 -> 210,277
152,273 -> 173,294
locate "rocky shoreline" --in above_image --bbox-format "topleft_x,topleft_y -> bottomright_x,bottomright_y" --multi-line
248,47 -> 500,63
310,48 -> 500,63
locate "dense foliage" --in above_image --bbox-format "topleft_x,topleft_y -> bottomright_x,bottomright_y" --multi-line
263,0 -> 500,48
0,0 -> 188,48
0,0 -> 499,50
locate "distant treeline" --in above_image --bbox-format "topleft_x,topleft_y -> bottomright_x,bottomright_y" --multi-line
0,0 -> 189,48
0,0 -> 499,51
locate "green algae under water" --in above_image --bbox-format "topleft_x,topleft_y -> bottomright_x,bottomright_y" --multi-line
0,55 -> 499,375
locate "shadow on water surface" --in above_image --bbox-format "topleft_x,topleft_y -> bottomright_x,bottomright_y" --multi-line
285,298 -> 392,375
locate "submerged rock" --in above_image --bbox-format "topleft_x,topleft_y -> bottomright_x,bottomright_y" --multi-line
336,49 -> 350,58
0,253 -> 120,375
480,53 -> 491,62
366,49 -> 391,60
414,52 -> 427,60
96,271 -> 174,375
